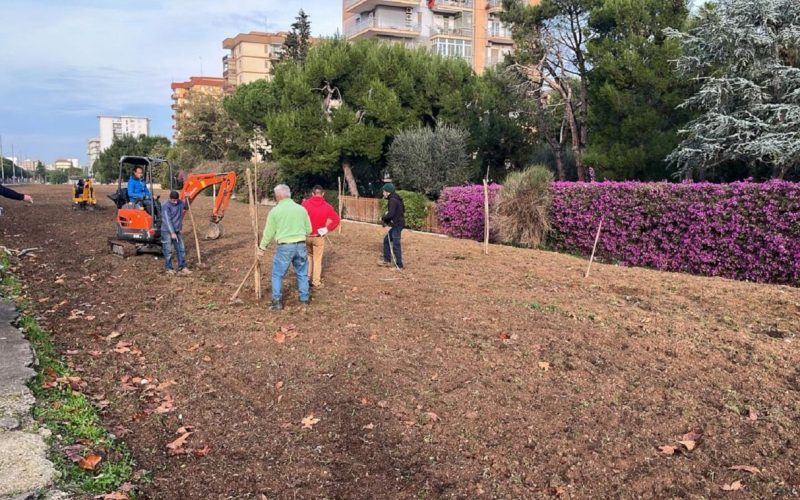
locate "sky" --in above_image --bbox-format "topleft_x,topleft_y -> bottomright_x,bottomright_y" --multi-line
0,0 -> 342,166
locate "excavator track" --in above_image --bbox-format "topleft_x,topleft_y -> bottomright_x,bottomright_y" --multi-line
108,238 -> 138,258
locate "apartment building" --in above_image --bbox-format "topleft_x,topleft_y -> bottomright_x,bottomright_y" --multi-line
21,159 -> 38,171
98,116 -> 150,151
342,0 -> 534,73
87,138 -> 100,174
222,32 -> 287,93
170,76 -> 226,140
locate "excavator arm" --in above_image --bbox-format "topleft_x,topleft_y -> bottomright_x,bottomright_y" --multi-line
180,171 -> 238,240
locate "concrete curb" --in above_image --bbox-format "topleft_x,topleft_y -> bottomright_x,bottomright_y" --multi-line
0,301 -> 57,499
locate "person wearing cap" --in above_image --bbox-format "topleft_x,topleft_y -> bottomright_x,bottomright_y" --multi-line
302,185 -> 341,288
258,184 -> 313,311
379,183 -> 405,270
160,190 -> 191,275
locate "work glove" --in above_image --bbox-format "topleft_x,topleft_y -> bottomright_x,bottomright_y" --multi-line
317,227 -> 329,237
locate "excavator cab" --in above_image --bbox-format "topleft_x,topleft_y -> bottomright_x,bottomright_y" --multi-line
108,156 -> 168,257
108,156 -> 238,258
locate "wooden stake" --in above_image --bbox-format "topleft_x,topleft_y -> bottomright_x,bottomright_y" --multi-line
337,176 -> 343,234
186,200 -> 202,266
584,216 -> 605,279
483,178 -> 490,255
245,169 -> 262,300
230,261 -> 257,302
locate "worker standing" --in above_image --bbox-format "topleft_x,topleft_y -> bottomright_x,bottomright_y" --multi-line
379,183 -> 405,270
258,184 -> 312,311
160,191 -> 191,275
301,185 -> 340,288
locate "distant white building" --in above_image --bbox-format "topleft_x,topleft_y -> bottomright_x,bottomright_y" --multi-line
98,115 -> 150,151
87,138 -> 100,173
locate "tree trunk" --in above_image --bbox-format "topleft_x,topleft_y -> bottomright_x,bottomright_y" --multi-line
342,157 -> 359,196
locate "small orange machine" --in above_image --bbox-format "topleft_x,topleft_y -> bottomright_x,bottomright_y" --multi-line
107,156 -> 237,257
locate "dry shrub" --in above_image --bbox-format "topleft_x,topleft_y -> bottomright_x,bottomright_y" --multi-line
495,165 -> 554,247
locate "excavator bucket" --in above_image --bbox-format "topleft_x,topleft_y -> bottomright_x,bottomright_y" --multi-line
205,222 -> 224,240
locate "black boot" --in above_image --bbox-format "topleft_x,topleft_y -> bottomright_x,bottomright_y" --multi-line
269,300 -> 283,311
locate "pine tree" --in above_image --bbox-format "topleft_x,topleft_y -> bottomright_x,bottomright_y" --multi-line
666,0 -> 800,179
280,9 -> 312,64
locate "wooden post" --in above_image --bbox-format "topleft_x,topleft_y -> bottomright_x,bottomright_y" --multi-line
584,216 -> 605,279
186,200 -> 202,266
245,169 -> 261,300
338,176 -> 343,234
483,178 -> 490,255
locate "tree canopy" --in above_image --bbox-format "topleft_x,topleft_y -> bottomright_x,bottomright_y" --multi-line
93,135 -> 171,183
666,0 -> 800,180
227,38 -> 476,195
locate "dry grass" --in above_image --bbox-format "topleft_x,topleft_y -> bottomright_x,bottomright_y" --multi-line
495,165 -> 553,247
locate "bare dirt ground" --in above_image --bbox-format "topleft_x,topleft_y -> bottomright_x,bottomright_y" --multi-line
1,184 -> 799,499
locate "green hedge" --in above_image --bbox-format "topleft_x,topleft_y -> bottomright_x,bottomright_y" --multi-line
380,190 -> 431,230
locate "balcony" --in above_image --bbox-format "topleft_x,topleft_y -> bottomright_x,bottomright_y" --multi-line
429,0 -> 473,13
487,0 -> 504,12
487,26 -> 513,43
430,26 -> 473,39
344,0 -> 418,13
345,16 -> 421,39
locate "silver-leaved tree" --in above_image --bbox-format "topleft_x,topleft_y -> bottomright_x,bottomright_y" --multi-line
666,0 -> 800,179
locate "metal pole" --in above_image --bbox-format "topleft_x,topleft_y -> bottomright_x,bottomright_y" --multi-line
0,135 -> 5,182
11,144 -> 15,181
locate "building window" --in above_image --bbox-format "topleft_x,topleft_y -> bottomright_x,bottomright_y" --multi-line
431,38 -> 472,61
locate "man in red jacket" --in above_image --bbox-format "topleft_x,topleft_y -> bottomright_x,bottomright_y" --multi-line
302,185 -> 341,288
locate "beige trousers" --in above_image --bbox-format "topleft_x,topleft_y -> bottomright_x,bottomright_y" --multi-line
306,236 -> 326,286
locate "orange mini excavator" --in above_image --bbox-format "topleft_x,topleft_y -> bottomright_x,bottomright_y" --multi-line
107,156 -> 237,257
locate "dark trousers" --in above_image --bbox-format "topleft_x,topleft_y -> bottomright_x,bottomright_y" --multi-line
383,226 -> 404,268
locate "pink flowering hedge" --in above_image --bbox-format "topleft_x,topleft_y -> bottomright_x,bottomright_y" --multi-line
436,181 -> 800,285
436,183 -> 501,240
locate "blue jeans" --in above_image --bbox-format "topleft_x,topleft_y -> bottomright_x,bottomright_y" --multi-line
383,226 -> 404,268
272,242 -> 310,303
161,231 -> 186,271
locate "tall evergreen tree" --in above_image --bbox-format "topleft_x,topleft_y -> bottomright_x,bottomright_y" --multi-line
585,0 -> 693,181
666,0 -> 800,180
280,9 -> 312,64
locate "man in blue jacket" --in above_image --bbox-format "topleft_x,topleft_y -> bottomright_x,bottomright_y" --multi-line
127,166 -> 153,213
161,191 -> 192,275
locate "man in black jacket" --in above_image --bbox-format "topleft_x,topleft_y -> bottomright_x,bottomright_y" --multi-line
0,182 -> 33,204
380,183 -> 405,270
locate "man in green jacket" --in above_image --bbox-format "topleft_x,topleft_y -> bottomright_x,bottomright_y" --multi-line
258,184 -> 312,311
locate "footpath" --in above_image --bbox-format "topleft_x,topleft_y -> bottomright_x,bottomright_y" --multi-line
0,301 -> 59,499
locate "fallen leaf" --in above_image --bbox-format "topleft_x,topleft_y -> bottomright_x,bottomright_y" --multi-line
95,493 -> 129,500
202,355 -> 211,362
301,414 -> 320,429
275,381 -> 284,391
114,341 -> 132,354
497,332 -> 511,341
105,331 -> 122,341
166,432 -> 192,451
425,412 -> 440,423
38,297 -> 50,303
273,331 -> 286,344
678,440 -> 697,451
538,361 -> 550,371
362,423 -> 375,430
465,411 -> 479,419
729,465 -> 761,475
280,324 -> 296,333
176,425 -> 195,434
748,407 -> 758,421
192,445 -> 211,457
117,313 -> 127,320
360,397 -> 369,406
154,395 -> 174,414
186,342 -> 202,352
78,453 -> 102,470
682,429 -> 703,442
63,444 -> 87,462
85,315 -> 96,321
659,445 -> 677,455
722,480 -> 743,491
157,379 -> 177,390
88,350 -> 104,357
